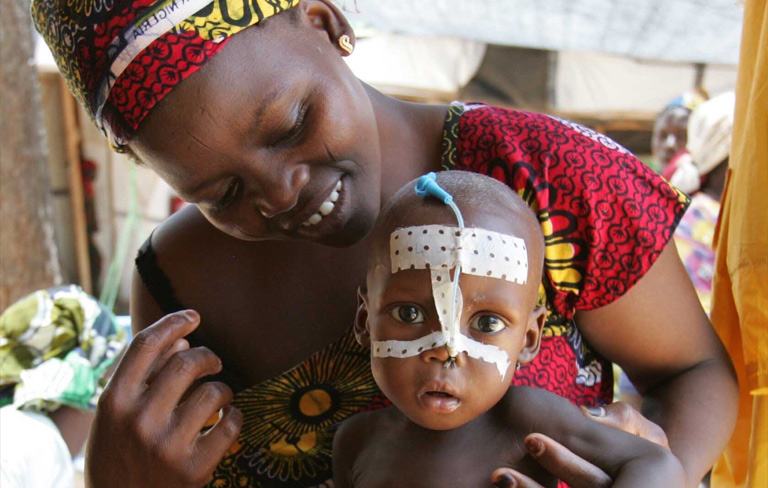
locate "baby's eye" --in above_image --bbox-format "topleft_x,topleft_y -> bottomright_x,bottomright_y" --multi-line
390,305 -> 425,324
470,315 -> 505,334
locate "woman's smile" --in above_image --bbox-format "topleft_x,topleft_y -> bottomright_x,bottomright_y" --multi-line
294,174 -> 355,241
301,178 -> 343,227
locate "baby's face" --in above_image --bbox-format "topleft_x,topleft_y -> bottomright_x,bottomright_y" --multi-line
364,263 -> 542,430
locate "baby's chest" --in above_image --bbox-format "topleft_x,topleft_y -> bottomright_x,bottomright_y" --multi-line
352,437 -> 556,488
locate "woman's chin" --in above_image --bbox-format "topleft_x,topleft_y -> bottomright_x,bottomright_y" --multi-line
317,216 -> 376,247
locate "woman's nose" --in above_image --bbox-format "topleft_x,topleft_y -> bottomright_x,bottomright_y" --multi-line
252,160 -> 310,219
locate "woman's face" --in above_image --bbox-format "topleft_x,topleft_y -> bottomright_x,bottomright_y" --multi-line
130,11 -> 382,247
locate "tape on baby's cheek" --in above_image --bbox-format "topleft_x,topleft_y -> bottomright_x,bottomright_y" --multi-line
371,225 -> 529,380
372,331 -> 512,379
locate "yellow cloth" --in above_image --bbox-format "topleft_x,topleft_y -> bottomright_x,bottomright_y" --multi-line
710,0 -> 768,486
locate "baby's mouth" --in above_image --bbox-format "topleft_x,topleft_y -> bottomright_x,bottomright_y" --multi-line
418,384 -> 461,413
426,391 -> 453,398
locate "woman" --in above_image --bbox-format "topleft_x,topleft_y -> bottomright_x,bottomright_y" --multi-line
652,90 -> 707,175
32,1 -> 737,487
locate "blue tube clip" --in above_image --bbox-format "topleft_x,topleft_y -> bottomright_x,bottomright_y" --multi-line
414,172 -> 453,204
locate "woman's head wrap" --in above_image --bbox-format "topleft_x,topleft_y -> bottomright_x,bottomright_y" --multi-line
0,285 -> 127,412
32,0 -> 300,150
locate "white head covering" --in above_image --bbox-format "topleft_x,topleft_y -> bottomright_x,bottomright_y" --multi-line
687,91 -> 736,176
668,152 -> 702,194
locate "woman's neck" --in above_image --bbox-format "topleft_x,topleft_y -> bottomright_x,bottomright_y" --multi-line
364,84 -> 450,206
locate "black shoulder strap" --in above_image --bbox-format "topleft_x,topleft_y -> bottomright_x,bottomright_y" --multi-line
135,234 -> 186,316
134,234 -> 246,393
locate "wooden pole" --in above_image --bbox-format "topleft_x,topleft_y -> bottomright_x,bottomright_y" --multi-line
0,0 -> 63,309
60,80 -> 92,294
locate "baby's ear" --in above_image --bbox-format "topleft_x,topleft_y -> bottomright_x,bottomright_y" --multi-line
517,305 -> 546,364
354,286 -> 371,348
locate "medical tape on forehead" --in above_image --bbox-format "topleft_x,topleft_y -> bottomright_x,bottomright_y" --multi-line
390,225 -> 528,282
371,224 -> 528,380
372,331 -> 511,380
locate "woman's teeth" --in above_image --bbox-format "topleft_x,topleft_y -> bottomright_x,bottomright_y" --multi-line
303,180 -> 342,227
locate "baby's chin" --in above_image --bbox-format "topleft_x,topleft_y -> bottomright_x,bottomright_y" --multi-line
395,398 -> 478,431
404,410 -> 477,431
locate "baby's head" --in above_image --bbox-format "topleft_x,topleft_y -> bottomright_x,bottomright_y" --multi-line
356,171 -> 546,430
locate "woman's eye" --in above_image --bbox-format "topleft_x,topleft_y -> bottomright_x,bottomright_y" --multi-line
215,180 -> 241,210
390,305 -> 425,324
273,102 -> 308,147
470,315 -> 505,334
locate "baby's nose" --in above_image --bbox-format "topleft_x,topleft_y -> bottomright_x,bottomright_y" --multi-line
422,343 -> 451,363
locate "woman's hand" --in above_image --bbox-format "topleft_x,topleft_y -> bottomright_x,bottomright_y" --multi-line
491,403 -> 671,488
85,311 -> 242,488
492,434 -> 612,488
580,402 -> 669,448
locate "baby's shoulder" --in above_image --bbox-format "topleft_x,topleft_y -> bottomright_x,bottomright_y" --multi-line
498,386 -> 583,434
502,385 -> 573,412
334,407 -> 401,454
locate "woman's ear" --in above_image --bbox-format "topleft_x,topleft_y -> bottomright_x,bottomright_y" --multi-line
300,0 -> 355,56
517,305 -> 546,364
354,286 -> 371,347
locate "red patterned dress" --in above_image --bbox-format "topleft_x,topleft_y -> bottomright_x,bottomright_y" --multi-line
443,102 -> 690,405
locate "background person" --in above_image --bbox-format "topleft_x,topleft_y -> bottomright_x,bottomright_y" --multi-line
0,286 -> 126,488
652,90 -> 708,176
617,90 -> 735,449
671,91 -> 735,314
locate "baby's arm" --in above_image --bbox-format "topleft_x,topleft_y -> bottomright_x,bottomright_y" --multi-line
332,412 -> 373,488
508,388 -> 687,487
332,420 -> 356,488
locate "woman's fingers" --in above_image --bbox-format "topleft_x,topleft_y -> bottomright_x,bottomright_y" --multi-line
175,381 -> 234,442
492,468 -> 545,488
581,402 -> 670,448
491,434 -> 612,488
108,310 -> 200,399
143,346 -> 223,417
195,405 -> 243,477
523,434 -> 612,488
88,310 -> 240,487
145,337 -> 190,384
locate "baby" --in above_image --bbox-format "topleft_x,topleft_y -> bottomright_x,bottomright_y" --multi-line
333,171 -> 685,487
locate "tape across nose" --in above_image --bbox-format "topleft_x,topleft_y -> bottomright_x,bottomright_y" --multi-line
371,331 -> 510,380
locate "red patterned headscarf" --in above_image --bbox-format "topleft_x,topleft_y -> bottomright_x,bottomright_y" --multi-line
32,0 -> 299,150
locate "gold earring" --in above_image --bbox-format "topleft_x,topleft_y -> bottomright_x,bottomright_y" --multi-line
339,34 -> 354,55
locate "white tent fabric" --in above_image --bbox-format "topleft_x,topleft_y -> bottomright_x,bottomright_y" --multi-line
344,0 -> 743,65
344,35 -> 486,98
556,51 -> 739,114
